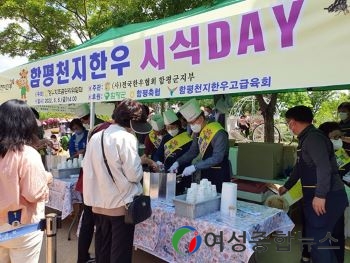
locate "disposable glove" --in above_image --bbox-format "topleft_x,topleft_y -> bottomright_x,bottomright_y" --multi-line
156,161 -> 164,171
168,161 -> 179,173
182,165 -> 196,177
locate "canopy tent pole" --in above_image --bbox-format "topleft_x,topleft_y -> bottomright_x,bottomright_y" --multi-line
89,101 -> 95,128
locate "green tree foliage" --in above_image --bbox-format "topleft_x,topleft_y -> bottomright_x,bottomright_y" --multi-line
277,90 -> 337,117
313,92 -> 350,126
0,0 -> 214,60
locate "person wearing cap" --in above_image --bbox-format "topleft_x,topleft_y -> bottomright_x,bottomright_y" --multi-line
83,99 -> 151,263
153,109 -> 193,194
176,111 -> 192,135
76,103 -> 104,128
143,114 -> 166,161
278,106 -> 348,263
169,99 -> 231,193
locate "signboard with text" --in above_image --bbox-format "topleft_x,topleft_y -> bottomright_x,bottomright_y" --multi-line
0,0 -> 349,105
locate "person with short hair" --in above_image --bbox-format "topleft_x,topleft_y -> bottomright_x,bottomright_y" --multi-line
238,115 -> 250,138
83,99 -> 151,263
50,134 -> 60,155
68,118 -> 88,158
0,99 -> 52,263
279,106 -> 348,263
169,99 -> 231,193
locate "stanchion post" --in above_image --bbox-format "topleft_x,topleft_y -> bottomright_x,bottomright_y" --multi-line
45,213 -> 58,263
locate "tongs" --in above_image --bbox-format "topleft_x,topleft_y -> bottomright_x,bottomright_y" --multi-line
176,174 -> 183,183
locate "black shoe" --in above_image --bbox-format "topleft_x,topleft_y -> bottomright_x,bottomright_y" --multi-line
300,257 -> 311,263
86,255 -> 95,263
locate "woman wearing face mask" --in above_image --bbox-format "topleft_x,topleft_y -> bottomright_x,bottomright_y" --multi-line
153,109 -> 193,194
318,121 -> 348,263
68,118 -> 88,158
144,114 -> 166,160
338,102 -> 350,154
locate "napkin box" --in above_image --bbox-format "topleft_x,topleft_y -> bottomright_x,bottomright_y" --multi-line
173,194 -> 221,219
51,168 -> 81,179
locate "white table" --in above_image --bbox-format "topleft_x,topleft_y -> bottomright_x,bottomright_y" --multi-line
47,177 -> 82,240
134,199 -> 294,263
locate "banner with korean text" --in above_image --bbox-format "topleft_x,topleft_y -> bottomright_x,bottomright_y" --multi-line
0,0 -> 349,105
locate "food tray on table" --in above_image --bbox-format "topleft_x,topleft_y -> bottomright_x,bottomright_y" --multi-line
173,194 -> 221,219
51,168 -> 81,179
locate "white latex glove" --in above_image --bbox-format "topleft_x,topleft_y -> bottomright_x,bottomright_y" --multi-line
182,165 -> 196,177
168,161 -> 179,173
156,161 -> 164,170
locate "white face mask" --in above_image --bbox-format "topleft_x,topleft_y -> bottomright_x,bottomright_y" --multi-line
339,112 -> 348,121
36,119 -> 42,127
167,129 -> 179,137
83,123 -> 90,130
331,139 -> 343,150
157,135 -> 163,140
204,111 -> 209,117
287,121 -> 295,135
190,123 -> 202,133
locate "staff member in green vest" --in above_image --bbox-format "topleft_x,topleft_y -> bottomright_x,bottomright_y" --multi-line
154,109 -> 193,194
144,114 -> 166,160
169,99 -> 231,193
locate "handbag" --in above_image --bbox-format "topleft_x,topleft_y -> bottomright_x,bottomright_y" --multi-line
101,130 -> 152,225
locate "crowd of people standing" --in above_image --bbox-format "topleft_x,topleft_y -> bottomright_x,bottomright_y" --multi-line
1,97 -> 350,263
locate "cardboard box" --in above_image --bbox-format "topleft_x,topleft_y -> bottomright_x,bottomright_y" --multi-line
237,142 -> 283,180
282,145 -> 297,171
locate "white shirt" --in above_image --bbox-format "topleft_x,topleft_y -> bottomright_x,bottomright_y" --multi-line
83,124 -> 143,209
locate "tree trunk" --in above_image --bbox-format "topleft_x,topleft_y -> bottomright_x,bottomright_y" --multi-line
255,94 -> 278,143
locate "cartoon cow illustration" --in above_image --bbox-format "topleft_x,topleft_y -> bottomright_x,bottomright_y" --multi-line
16,69 -> 30,101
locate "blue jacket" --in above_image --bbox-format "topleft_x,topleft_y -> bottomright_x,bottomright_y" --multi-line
68,130 -> 88,157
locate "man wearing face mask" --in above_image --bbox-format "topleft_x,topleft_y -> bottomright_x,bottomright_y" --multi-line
76,103 -> 104,130
278,106 -> 348,263
153,110 -> 192,193
169,99 -> 231,193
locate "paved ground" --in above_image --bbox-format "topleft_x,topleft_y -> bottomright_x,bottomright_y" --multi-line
39,208 -> 350,263
38,209 -> 165,263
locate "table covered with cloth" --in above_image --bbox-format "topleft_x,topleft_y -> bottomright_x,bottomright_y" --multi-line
46,177 -> 82,219
134,199 -> 294,263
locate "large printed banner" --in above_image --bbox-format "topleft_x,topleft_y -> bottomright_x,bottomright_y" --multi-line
0,0 -> 349,105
